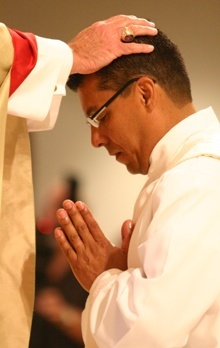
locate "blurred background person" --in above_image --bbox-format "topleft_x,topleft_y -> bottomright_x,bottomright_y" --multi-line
29,177 -> 88,348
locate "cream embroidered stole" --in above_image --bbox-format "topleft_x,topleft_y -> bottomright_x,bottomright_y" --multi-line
0,23 -> 35,348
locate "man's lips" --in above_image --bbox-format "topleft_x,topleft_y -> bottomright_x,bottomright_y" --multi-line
108,150 -> 121,157
112,152 -> 124,163
116,152 -> 122,160
107,149 -> 125,163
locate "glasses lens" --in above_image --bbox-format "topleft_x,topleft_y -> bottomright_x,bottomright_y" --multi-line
86,107 -> 107,128
86,117 -> 99,128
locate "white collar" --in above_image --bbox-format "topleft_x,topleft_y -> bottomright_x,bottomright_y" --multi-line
147,107 -> 220,182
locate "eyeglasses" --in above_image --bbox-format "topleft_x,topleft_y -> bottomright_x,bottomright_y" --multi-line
86,77 -> 142,128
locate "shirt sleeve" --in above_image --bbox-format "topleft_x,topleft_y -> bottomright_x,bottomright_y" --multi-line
82,156 -> 220,347
8,35 -> 73,131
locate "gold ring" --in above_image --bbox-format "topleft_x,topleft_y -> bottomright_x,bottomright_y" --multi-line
121,26 -> 135,43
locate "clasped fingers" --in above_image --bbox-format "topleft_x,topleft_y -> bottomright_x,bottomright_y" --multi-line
56,208 -> 83,251
57,200 -> 96,246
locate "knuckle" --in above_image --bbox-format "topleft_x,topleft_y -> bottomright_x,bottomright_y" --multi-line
88,219 -> 98,230
65,246 -> 73,259
69,207 -> 78,218
78,222 -> 87,234
69,233 -> 79,244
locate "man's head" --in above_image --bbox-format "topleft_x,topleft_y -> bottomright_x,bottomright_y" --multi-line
68,29 -> 194,174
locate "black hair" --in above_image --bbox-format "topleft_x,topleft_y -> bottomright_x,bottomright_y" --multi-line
67,29 -> 192,106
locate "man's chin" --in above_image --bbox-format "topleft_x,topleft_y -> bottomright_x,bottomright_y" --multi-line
115,153 -> 143,174
126,162 -> 147,175
127,167 -> 140,175
125,163 -> 140,175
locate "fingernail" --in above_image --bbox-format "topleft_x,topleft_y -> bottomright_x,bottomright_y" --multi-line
58,210 -> 67,219
55,228 -> 63,238
149,21 -> 156,27
150,27 -> 158,32
76,201 -> 85,211
129,221 -> 134,231
63,200 -> 73,210
148,45 -> 155,51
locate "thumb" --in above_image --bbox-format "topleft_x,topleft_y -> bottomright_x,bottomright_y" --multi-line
121,219 -> 134,253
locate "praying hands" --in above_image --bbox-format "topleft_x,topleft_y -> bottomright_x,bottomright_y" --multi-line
54,200 -> 134,292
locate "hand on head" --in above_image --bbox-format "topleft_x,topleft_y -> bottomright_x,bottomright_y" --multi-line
69,15 -> 157,74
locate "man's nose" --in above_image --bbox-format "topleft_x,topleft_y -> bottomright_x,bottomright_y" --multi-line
91,127 -> 106,148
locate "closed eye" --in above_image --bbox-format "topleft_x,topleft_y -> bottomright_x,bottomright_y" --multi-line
97,109 -> 108,124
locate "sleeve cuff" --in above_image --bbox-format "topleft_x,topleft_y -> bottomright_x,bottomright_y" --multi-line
8,35 -> 73,131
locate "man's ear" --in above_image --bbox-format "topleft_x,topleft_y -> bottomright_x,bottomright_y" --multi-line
137,77 -> 156,112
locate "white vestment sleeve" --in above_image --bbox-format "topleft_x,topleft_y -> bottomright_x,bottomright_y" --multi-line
7,35 -> 73,132
82,156 -> 220,348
